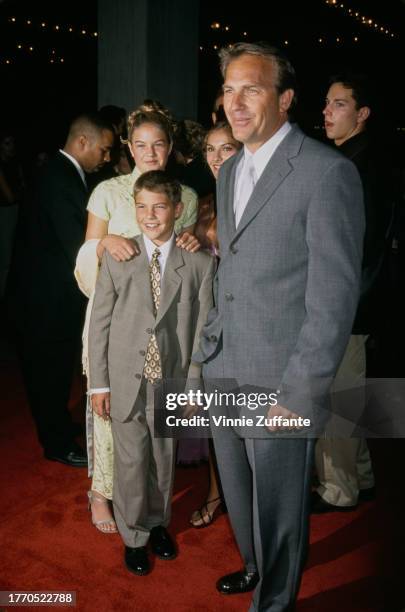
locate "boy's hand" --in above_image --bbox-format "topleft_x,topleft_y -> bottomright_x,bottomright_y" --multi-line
91,392 -> 111,420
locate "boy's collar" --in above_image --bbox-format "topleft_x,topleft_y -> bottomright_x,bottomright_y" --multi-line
142,232 -> 175,258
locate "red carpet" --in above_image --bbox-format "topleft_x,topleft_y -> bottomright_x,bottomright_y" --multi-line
0,361 -> 404,612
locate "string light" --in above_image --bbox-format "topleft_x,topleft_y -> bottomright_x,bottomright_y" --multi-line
7,16 -> 97,38
324,1 -> 398,39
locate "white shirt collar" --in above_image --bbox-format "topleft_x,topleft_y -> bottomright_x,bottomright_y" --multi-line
143,232 -> 175,277
240,121 -> 292,182
59,149 -> 87,187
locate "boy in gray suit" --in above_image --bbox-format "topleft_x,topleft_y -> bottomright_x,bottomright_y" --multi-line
88,170 -> 214,575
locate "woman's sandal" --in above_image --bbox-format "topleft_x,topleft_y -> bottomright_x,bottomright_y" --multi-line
87,491 -> 118,534
190,496 -> 223,529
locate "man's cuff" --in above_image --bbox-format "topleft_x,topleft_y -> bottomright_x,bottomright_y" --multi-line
88,387 -> 110,395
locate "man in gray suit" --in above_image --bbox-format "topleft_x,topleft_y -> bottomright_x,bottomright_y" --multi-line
194,43 -> 364,610
88,170 -> 214,575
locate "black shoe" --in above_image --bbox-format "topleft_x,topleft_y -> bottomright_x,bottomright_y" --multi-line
125,546 -> 150,575
216,569 -> 259,595
44,444 -> 87,468
358,486 -> 376,502
149,526 -> 176,560
311,491 -> 356,514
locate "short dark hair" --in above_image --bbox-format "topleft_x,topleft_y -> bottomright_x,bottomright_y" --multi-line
67,112 -> 114,141
218,42 -> 297,111
134,170 -> 181,206
328,73 -> 372,110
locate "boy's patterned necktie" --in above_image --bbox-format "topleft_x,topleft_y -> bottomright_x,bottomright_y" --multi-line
143,248 -> 162,383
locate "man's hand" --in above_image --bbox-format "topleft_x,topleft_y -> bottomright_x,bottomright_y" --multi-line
182,402 -> 203,419
176,232 -> 201,253
98,235 -> 140,261
266,404 -> 302,432
91,392 -> 111,420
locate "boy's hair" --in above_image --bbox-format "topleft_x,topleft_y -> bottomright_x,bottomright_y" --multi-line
328,73 -> 372,110
134,170 -> 182,206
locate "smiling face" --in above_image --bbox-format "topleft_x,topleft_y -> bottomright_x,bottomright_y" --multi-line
323,82 -> 370,146
135,188 -> 182,245
205,126 -> 241,179
223,53 -> 294,153
128,123 -> 172,174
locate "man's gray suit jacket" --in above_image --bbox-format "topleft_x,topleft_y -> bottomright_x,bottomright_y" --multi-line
195,124 -> 365,413
88,235 -> 215,422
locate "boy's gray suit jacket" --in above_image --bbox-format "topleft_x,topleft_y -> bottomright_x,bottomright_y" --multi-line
88,235 -> 215,422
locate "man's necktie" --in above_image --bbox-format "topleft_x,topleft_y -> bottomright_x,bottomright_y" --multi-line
143,248 -> 162,383
235,156 -> 256,227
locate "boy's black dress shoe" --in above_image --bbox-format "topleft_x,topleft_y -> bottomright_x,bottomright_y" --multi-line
44,444 -> 87,467
125,546 -> 150,575
311,491 -> 356,514
216,569 -> 259,594
149,526 -> 176,560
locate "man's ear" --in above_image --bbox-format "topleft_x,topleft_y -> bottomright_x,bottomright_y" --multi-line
78,134 -> 87,150
357,105 -> 371,125
279,88 -> 294,114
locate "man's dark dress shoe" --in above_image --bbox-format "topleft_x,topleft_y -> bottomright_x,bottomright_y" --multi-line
125,546 -> 150,575
149,526 -> 177,560
44,445 -> 87,468
216,570 -> 259,595
358,486 -> 376,502
311,491 -> 356,514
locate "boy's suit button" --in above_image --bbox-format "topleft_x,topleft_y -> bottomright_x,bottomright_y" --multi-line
146,328 -> 153,334
139,350 -> 146,356
230,245 -> 238,254
135,373 -> 142,379
209,335 -> 218,342
225,293 -> 234,301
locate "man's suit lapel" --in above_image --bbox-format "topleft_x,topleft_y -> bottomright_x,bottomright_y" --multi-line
56,152 -> 87,196
229,125 -> 305,244
155,243 -> 185,325
222,151 -> 239,243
